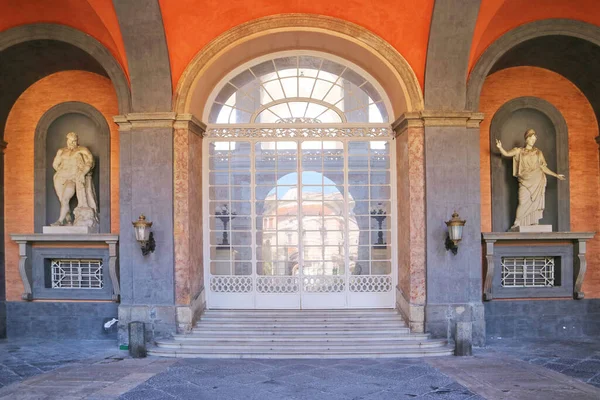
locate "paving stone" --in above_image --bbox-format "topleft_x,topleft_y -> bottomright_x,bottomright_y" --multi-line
119,387 -> 176,400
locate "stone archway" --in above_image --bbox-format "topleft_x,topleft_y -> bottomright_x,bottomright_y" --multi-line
467,19 -> 600,111
171,14 -> 426,332
174,14 -> 424,120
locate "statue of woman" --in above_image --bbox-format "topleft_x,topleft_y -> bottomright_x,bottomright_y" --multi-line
496,129 -> 565,230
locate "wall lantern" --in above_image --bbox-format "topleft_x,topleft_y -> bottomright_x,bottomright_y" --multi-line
132,214 -> 155,256
445,211 -> 466,255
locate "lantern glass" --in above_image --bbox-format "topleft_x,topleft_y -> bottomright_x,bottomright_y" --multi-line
135,225 -> 150,242
449,224 -> 463,243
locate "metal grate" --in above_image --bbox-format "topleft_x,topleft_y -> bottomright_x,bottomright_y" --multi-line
51,259 -> 103,289
349,275 -> 393,292
501,257 -> 555,287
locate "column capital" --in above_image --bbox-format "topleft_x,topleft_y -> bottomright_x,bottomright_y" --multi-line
113,113 -> 206,136
174,113 -> 206,137
113,112 -> 177,131
393,111 -> 485,135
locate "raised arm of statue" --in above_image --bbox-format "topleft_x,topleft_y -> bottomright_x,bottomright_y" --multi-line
495,139 -> 520,158
52,148 -> 63,171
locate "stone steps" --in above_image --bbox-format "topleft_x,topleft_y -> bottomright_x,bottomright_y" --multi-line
150,309 -> 453,359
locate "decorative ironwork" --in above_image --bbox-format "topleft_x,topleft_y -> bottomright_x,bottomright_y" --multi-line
210,276 -> 253,293
51,259 -> 103,289
349,275 -> 392,292
276,117 -> 322,124
256,276 -> 299,293
206,126 -> 393,139
303,275 -> 345,293
501,257 -> 555,287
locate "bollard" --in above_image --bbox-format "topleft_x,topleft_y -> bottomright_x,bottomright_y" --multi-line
455,321 -> 473,356
129,321 -> 147,358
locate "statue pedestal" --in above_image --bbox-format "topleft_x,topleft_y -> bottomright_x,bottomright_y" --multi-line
42,226 -> 98,234
510,225 -> 552,233
482,231 -> 595,301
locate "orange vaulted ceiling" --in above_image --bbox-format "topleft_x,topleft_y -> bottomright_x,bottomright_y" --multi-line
470,0 -> 600,72
0,0 -> 128,77
159,0 -> 435,92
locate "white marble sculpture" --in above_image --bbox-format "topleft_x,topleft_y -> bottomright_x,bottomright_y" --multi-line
496,129 -> 565,231
50,132 -> 98,231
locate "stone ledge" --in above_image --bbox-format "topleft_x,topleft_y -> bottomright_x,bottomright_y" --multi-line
10,233 -> 119,242
482,231 -> 595,241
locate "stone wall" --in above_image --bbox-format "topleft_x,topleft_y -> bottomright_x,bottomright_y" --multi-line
485,299 -> 600,339
6,301 -> 118,339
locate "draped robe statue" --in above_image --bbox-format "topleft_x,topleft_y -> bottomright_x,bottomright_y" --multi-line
496,129 -> 566,230
51,132 -> 99,229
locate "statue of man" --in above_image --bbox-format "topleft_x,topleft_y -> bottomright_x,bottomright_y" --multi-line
51,132 -> 98,228
496,129 -> 565,230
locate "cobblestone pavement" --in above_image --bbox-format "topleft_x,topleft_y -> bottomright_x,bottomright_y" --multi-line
487,338 -> 600,388
0,339 -> 117,389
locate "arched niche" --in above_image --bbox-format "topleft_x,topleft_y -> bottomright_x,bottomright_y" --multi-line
490,96 -> 570,232
174,14 -> 424,121
34,102 -> 111,233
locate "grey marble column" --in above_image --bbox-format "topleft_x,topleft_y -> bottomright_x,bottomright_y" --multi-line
114,113 -> 177,344
421,112 -> 486,346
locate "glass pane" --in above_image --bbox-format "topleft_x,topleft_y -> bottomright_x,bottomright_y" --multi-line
211,262 -> 231,275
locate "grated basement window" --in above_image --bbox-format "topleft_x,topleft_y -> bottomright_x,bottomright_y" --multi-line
501,256 -> 555,288
51,259 -> 104,289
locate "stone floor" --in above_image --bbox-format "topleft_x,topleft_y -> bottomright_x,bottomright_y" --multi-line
0,338 -> 599,399
0,339 -> 117,389
487,337 -> 600,388
120,358 -> 481,400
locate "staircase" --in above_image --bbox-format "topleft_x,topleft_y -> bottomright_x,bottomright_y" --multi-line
149,309 -> 453,358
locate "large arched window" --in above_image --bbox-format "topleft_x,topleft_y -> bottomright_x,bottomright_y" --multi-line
207,53 -> 390,124
204,51 -> 395,309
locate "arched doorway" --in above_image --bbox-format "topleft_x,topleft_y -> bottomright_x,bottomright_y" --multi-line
204,52 -> 396,308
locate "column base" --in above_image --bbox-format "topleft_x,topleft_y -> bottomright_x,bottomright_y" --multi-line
425,302 -> 485,346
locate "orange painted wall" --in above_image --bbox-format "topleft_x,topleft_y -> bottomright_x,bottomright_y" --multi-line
159,0 -> 434,91
470,0 -> 600,71
4,71 -> 120,301
479,67 -> 600,297
0,0 -> 127,76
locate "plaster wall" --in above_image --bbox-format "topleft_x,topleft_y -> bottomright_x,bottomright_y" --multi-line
479,66 -> 600,297
0,0 -> 127,73
159,1 -> 434,91
3,71 -> 120,301
469,0 -> 600,72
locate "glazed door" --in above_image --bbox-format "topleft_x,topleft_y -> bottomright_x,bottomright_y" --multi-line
206,138 -> 394,309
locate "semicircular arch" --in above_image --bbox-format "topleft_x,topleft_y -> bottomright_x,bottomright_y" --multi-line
467,19 -> 600,111
0,23 -> 131,114
175,14 -> 424,121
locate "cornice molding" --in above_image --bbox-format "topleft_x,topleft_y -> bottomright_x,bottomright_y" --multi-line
114,112 -> 176,130
114,113 -> 207,137
174,114 -> 206,137
393,111 -> 485,135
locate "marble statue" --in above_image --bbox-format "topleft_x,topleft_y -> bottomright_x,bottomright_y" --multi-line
496,129 -> 565,230
51,132 -> 98,230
